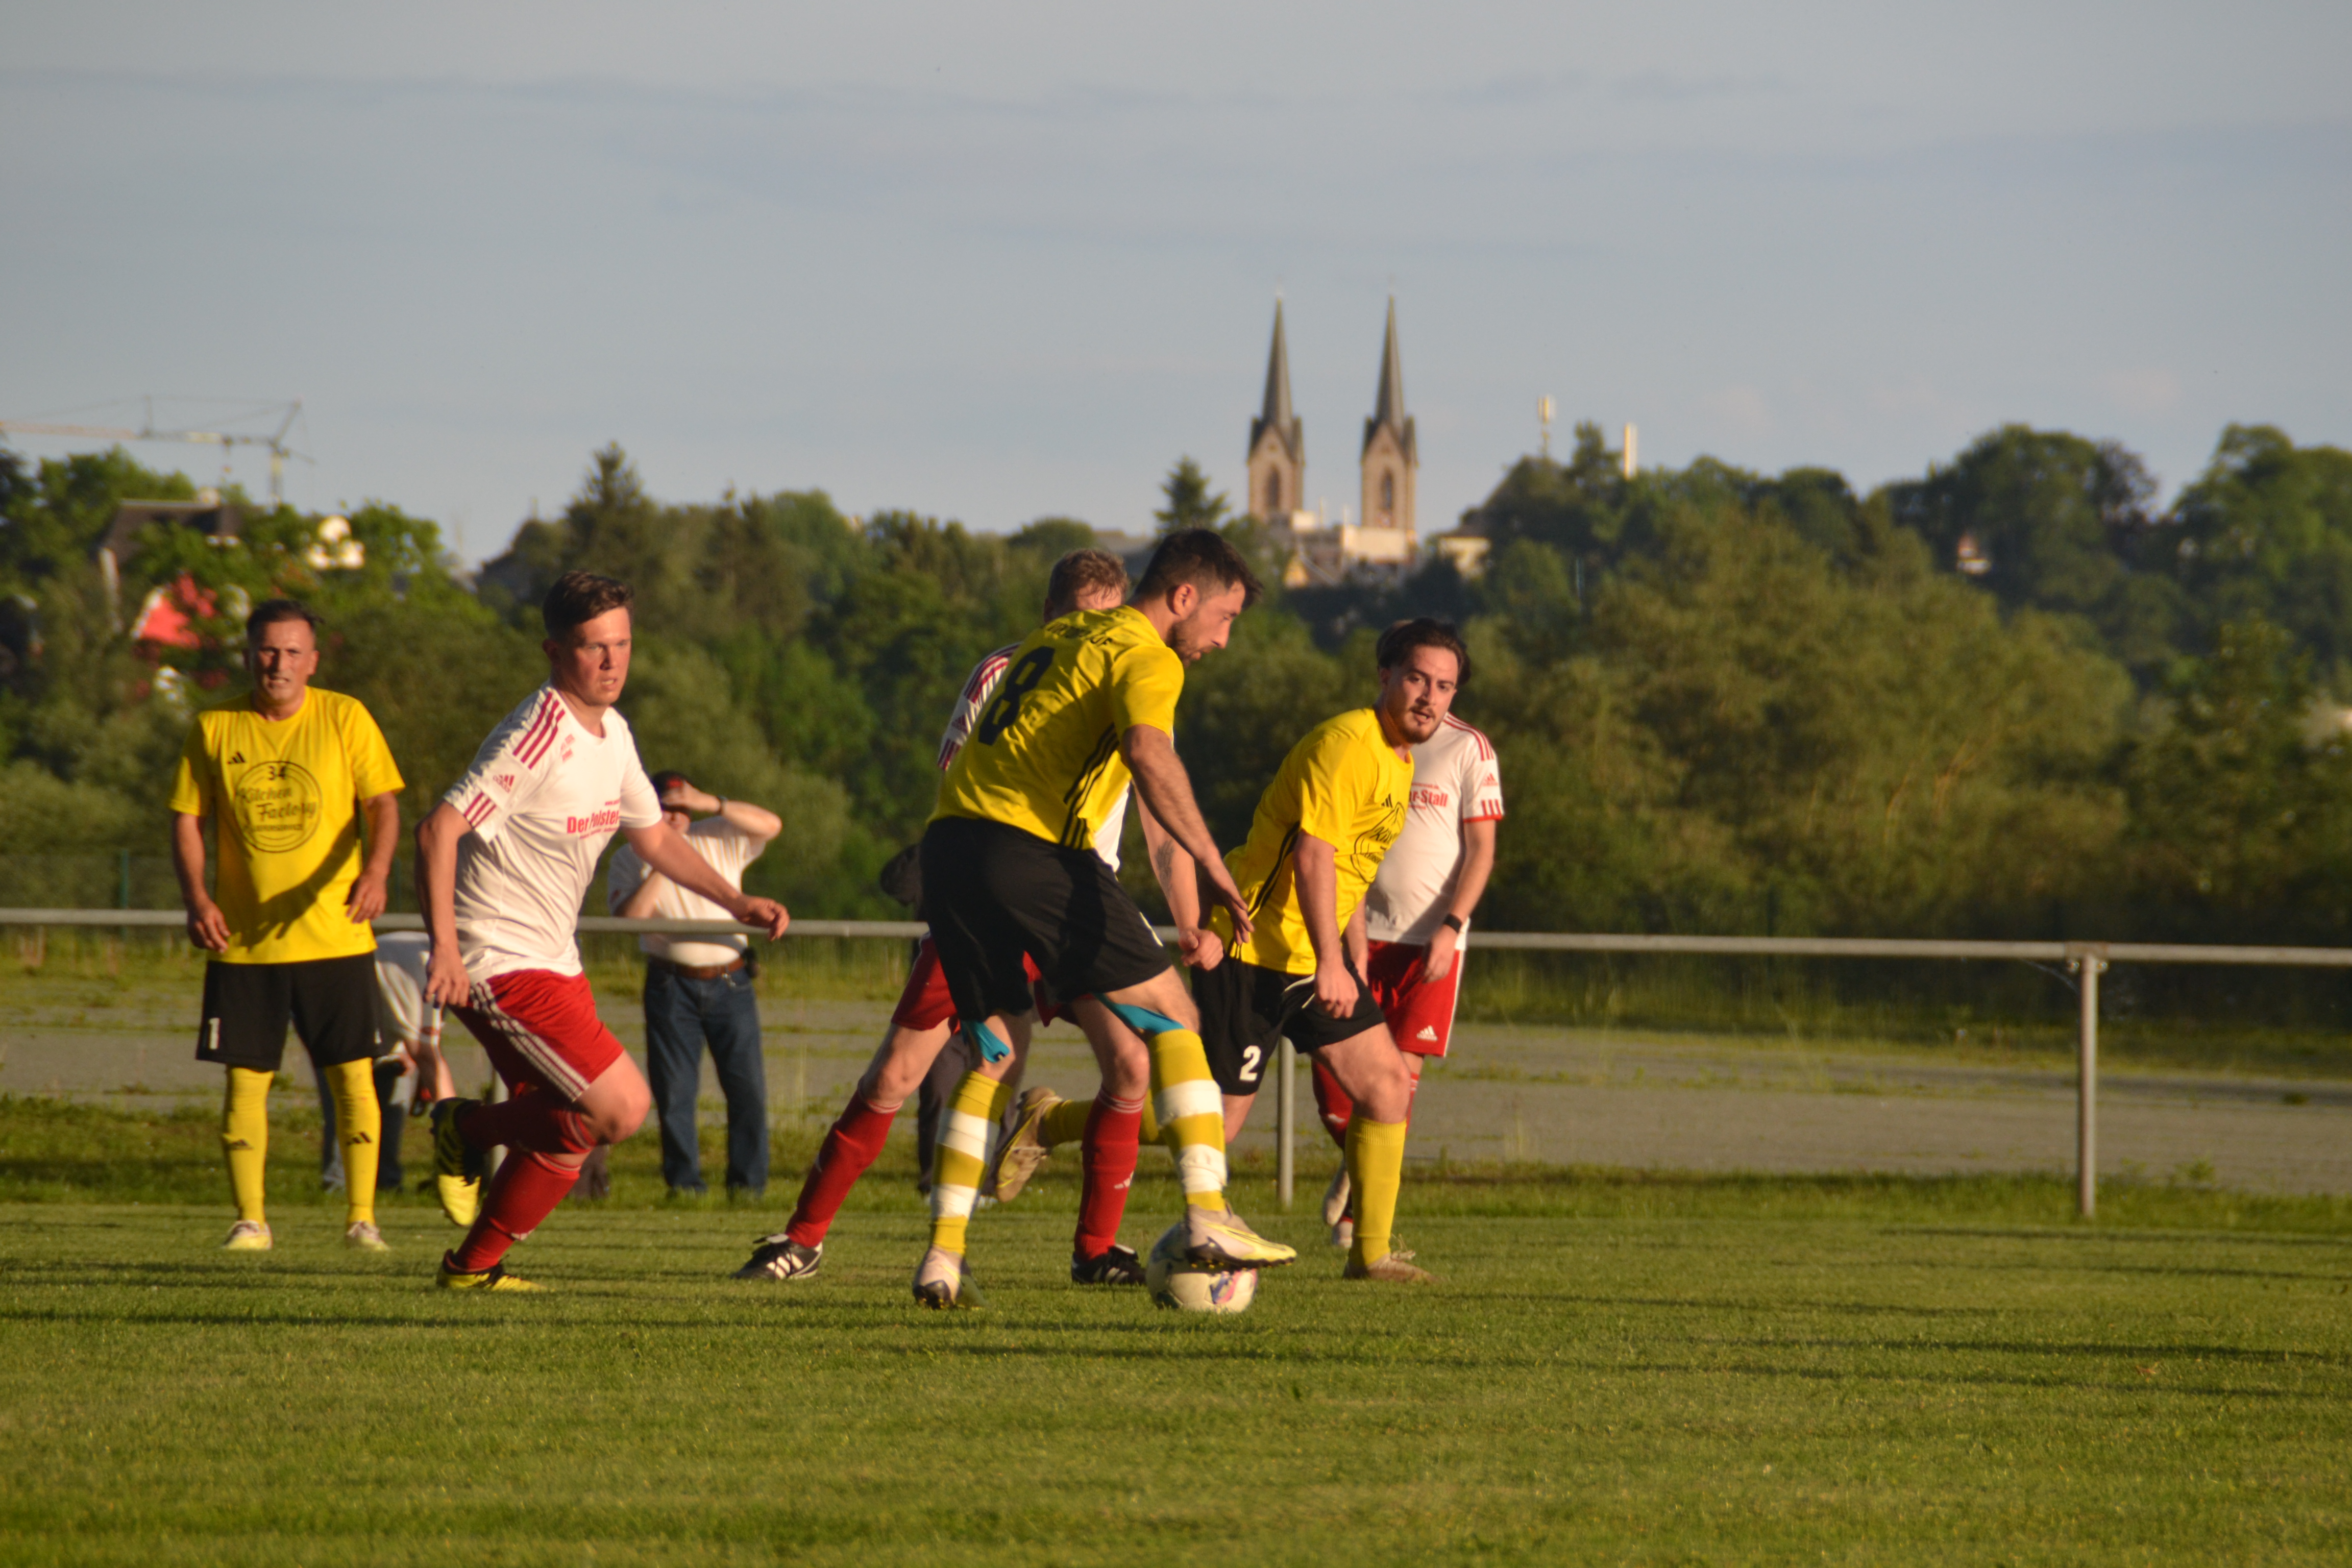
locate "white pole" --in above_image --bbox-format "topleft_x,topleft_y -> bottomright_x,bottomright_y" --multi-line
2077,954 -> 2102,1218
1276,1040 -> 1295,1209
1622,424 -> 1639,479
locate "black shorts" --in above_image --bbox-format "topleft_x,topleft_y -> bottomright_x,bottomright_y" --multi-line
919,816 -> 1170,1025
1194,953 -> 1387,1097
196,953 -> 382,1073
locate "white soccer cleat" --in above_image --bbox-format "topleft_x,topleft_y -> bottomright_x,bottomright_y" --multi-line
1330,1217 -> 1355,1251
1183,1204 -> 1296,1271
344,1220 -> 390,1253
221,1219 -> 272,1252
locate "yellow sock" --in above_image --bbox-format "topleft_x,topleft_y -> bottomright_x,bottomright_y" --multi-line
325,1058 -> 380,1227
1146,1026 -> 1228,1212
222,1067 -> 273,1223
1346,1117 -> 1409,1267
928,1070 -> 1013,1256
1040,1097 -> 1092,1149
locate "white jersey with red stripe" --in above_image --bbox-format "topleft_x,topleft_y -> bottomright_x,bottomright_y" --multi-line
1363,715 -> 1504,945
938,642 -> 1128,870
444,684 -> 662,983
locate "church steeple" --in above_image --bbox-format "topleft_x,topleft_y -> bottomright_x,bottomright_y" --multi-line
1245,300 -> 1305,521
1360,298 -> 1417,532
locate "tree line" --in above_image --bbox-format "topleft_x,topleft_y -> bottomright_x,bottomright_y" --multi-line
4,420 -> 2350,944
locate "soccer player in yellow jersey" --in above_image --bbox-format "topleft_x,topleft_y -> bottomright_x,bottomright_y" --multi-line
1190,619 -> 1470,1282
169,598 -> 406,1253
915,528 -> 1293,1306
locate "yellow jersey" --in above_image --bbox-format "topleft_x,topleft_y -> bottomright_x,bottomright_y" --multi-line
167,688 -> 405,964
931,605 -> 1184,851
1211,708 -> 1412,975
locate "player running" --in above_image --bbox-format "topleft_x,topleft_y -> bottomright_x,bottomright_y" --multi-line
730,548 -> 1163,1288
1319,619 -> 1501,1248
1189,618 -> 1465,1281
416,571 -> 789,1291
912,527 -> 1290,1307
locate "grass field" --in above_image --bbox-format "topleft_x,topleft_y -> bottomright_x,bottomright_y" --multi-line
3,1100 -> 2350,1565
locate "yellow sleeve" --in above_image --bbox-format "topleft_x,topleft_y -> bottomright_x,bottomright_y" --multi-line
166,719 -> 213,818
1108,640 -> 1183,737
339,698 -> 406,800
1293,724 -> 1378,848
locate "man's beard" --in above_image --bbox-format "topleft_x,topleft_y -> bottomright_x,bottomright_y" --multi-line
1396,706 -> 1441,743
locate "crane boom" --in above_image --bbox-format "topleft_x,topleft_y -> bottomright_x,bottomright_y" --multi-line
0,400 -> 308,504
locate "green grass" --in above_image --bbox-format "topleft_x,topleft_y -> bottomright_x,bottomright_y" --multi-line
2,1099 -> 2350,1565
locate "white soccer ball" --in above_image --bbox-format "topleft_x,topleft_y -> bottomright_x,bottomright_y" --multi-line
1144,1222 -> 1259,1314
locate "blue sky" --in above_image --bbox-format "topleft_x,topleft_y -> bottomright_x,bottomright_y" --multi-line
4,3 -> 2347,561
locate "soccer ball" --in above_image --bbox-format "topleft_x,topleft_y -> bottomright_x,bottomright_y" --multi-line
1144,1222 -> 1259,1314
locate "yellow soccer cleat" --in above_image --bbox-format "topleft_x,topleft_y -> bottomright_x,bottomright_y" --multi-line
345,1220 -> 390,1253
435,1174 -> 481,1230
430,1097 -> 486,1228
988,1086 -> 1061,1203
435,1254 -> 545,1292
1183,1205 -> 1297,1271
221,1219 -> 272,1252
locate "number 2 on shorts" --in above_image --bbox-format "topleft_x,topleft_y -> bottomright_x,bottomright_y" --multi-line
975,647 -> 1055,746
1239,1044 -> 1261,1084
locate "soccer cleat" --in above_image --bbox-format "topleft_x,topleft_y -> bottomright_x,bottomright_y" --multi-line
344,1220 -> 390,1252
430,1098 -> 485,1229
1070,1243 -> 1145,1286
912,1245 -> 986,1310
1183,1205 -> 1297,1271
1344,1250 -> 1437,1284
435,1253 -> 546,1292
733,1234 -> 823,1282
1321,1165 -> 1352,1228
1330,1216 -> 1355,1251
221,1219 -> 272,1251
988,1086 -> 1061,1203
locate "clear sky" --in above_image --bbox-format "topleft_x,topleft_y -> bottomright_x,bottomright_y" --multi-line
5,3 -> 2347,561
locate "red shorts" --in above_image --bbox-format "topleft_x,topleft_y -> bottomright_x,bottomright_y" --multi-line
450,968 -> 626,1102
1365,939 -> 1465,1058
891,937 -> 1055,1032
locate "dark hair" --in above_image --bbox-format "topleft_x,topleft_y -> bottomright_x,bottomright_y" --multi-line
1376,617 -> 1471,687
1134,528 -> 1263,608
543,571 -> 633,639
246,598 -> 320,643
1045,548 -> 1130,618
648,770 -> 692,799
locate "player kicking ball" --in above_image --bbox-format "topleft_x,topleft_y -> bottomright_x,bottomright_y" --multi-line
912,528 -> 1293,1307
415,571 -> 789,1291
732,549 -> 1170,1289
1318,619 -> 1501,1248
1187,619 -> 1467,1282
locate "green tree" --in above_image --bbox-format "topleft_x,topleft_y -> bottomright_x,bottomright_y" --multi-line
2167,426 -> 2352,687
1155,458 -> 1230,534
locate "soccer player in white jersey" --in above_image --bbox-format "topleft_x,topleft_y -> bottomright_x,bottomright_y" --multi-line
732,548 -> 1174,1287
415,571 -> 789,1291
1316,617 -> 1502,1247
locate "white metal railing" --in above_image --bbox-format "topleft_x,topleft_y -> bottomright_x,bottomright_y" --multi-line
10,910 -> 2348,1218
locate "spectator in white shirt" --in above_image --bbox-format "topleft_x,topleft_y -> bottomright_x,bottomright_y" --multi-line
607,775 -> 783,1198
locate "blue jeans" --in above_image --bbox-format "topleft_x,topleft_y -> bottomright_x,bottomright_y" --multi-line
643,962 -> 768,1195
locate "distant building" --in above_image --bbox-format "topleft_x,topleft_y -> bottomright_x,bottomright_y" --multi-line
1249,301 -> 1424,587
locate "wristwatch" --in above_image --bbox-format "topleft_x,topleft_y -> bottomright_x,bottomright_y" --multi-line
1441,914 -> 1466,934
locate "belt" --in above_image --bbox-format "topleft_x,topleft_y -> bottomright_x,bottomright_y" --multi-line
649,954 -> 746,982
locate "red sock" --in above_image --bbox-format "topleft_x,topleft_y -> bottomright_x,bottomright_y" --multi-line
785,1094 -> 897,1249
460,1092 -> 597,1156
1311,1058 -> 1354,1150
1074,1095 -> 1144,1260
449,1149 -> 580,1272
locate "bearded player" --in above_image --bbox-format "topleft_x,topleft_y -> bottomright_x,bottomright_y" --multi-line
912,527 -> 1291,1307
1319,619 -> 1501,1248
1184,619 -> 1469,1282
416,571 -> 789,1291
731,548 -> 1175,1288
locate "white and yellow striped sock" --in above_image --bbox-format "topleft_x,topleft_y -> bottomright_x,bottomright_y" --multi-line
928,1070 -> 1012,1257
1146,1026 -> 1229,1213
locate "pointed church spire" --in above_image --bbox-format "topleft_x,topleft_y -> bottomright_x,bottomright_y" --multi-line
1363,297 -> 1416,462
1251,301 -> 1302,462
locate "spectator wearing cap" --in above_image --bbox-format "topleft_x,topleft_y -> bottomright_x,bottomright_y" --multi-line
606,774 -> 782,1198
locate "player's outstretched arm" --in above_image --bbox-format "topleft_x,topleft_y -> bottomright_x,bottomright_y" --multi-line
414,802 -> 475,1006
1293,831 -> 1358,1018
346,791 -> 401,924
1123,724 -> 1251,941
621,820 -> 790,940
170,810 -> 231,952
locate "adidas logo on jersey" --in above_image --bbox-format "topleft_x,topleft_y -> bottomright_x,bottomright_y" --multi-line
1416,1025 -> 1439,1041
229,751 -> 246,764
494,771 -> 517,791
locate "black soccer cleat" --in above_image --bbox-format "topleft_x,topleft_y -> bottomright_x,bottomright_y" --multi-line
1070,1243 -> 1146,1286
734,1234 -> 823,1282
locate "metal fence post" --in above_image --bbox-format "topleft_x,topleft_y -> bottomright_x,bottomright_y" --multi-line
1276,1040 -> 1295,1210
2076,952 -> 2104,1218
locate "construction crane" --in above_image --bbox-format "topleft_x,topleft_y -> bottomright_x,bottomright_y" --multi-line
0,398 -> 311,505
